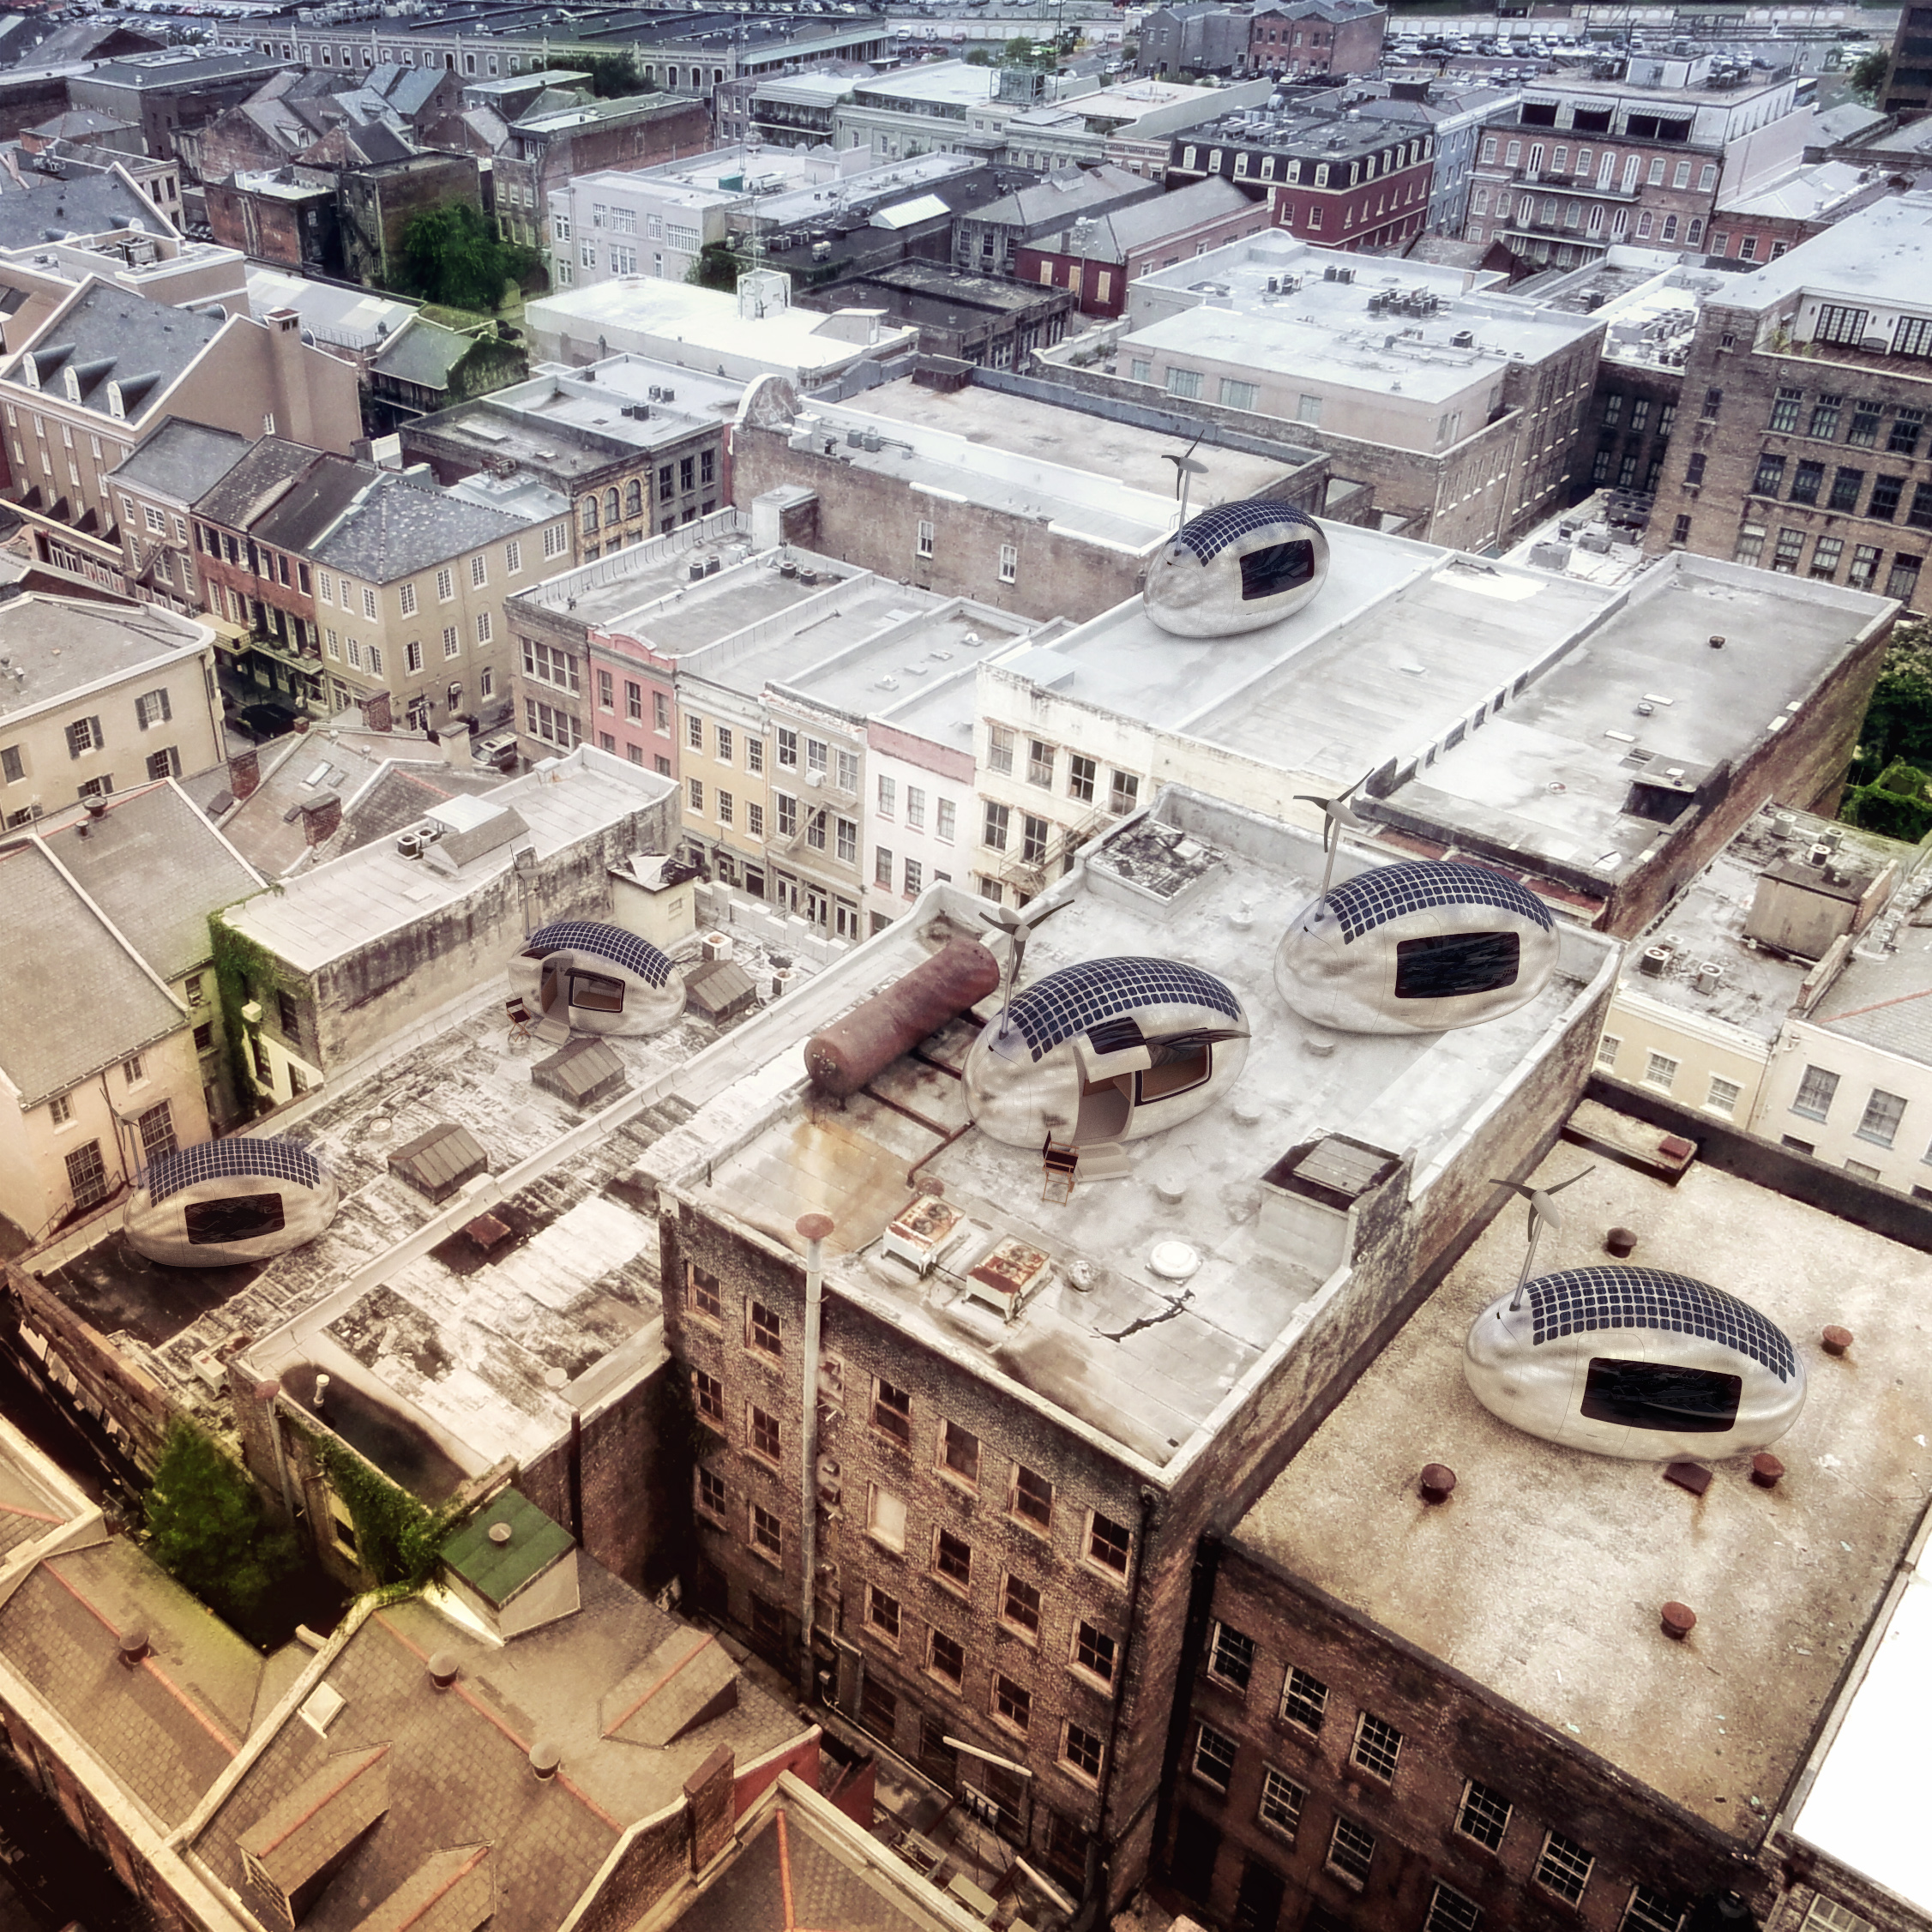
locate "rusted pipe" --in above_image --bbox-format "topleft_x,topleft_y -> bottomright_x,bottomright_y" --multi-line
803,937 -> 1000,1099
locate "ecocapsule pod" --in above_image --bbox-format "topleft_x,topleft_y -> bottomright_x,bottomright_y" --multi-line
510,920 -> 686,1036
963,956 -> 1249,1149
1464,1264 -> 1806,1460
123,1137 -> 340,1267
1276,859 -> 1561,1035
1142,499 -> 1330,639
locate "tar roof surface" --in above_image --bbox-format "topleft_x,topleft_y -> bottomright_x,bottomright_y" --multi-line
0,593 -> 208,716
192,1566 -> 804,1932
0,1536 -> 268,1827
660,790 -> 1612,1472
1232,1147 -> 1932,1842
39,781 -> 262,983
108,416 -> 250,504
850,375 -> 1314,504
1380,557 -> 1893,886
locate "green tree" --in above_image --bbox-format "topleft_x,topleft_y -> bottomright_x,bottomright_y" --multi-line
686,241 -> 743,292
1847,47 -> 1890,102
145,1421 -> 296,1622
396,202 -> 535,311
1851,622 -> 1932,777
528,50 -> 647,98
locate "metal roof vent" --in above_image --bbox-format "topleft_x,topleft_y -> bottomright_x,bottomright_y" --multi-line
428,1651 -> 460,1691
117,1627 -> 150,1668
528,1740 -> 561,1781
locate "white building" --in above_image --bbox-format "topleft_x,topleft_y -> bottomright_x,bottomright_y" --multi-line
550,170 -> 739,290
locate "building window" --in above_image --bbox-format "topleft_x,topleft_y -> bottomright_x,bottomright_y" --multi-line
750,1503 -> 782,1560
1703,1075 -> 1742,1117
935,1527 -> 972,1587
992,1673 -> 1032,1734
1535,1832 -> 1595,1905
871,1376 -> 912,1447
867,1484 -> 906,1552
1002,1573 -> 1042,1638
1327,1815 -> 1375,1887
697,1466 -> 726,1520
1074,1621 -> 1116,1688
1165,367 -> 1204,401
1857,1089 -> 1907,1147
749,1301 -> 781,1355
867,1584 -> 901,1642
1801,1900 -> 1875,1932
687,1263 -> 722,1320
748,1403 -> 780,1463
1814,305 -> 1869,347
987,725 -> 1014,776
876,846 -> 894,888
693,1368 -> 723,1423
1011,1464 -> 1052,1530
930,1630 -> 964,1683
1456,1779 -> 1512,1850
1426,1884 -> 1483,1932
1872,476 -> 1905,521
1280,1665 -> 1327,1732
1701,388 -> 1723,421
1811,537 -> 1845,581
1067,753 -> 1097,805
940,1420 -> 978,1484
877,774 -> 896,818
999,544 -> 1017,583
1110,771 -> 1139,816
1773,528 -> 1807,574
136,1099 -> 177,1165
1062,1721 -> 1104,1781
688,777 -> 704,814
1086,1509 -> 1131,1575
1350,1711 -> 1403,1782
1622,1887 -> 1684,1932
1644,1052 -> 1678,1091
65,1140 -> 108,1208
984,801 -> 1010,852
1192,1722 -> 1237,1791
1219,378 -> 1258,410
1790,460 -> 1824,505
1752,454 -> 1786,497
1595,1033 -> 1621,1070
1849,545 -> 1882,589
1792,1064 -> 1839,1121
1208,1622 -> 1255,1690
1027,739 -> 1055,788
917,519 -> 935,558
837,817 -> 858,864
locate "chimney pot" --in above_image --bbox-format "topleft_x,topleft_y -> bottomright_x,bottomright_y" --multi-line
428,1650 -> 460,1690
1750,1453 -> 1785,1489
1821,1325 -> 1853,1357
489,1521 -> 513,1545
1707,634 -> 1725,649
1660,1601 -> 1696,1640
254,1378 -> 281,1403
118,1627 -> 150,1668
300,791 -> 341,846
529,1740 -> 561,1781
1418,1463 -> 1456,1504
1604,1225 -> 1638,1258
796,1213 -> 835,1243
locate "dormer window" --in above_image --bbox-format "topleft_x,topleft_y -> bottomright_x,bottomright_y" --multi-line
107,383 -> 125,420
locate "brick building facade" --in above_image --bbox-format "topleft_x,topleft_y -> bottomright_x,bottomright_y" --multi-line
1245,0 -> 1387,81
1646,192 -> 1932,616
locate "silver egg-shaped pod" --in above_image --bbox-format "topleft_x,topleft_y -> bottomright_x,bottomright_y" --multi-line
1143,499 -> 1331,639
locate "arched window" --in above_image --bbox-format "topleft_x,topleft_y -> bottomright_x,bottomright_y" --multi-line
605,487 -> 621,525
581,497 -> 599,533
625,478 -> 642,517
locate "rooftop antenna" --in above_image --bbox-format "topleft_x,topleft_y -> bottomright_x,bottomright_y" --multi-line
1293,767 -> 1373,897
979,895 -> 1068,1044
1493,1166 -> 1597,1310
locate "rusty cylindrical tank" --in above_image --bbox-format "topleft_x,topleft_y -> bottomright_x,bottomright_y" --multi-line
803,936 -> 1002,1099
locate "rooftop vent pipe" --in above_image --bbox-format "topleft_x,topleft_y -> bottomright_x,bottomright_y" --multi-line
428,1652 -> 460,1690
118,1628 -> 150,1669
529,1741 -> 561,1781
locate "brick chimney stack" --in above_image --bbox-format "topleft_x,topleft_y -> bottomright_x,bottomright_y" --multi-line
300,792 -> 342,846
264,310 -> 316,449
683,1747 -> 734,1873
363,689 -> 393,733
227,746 -> 261,801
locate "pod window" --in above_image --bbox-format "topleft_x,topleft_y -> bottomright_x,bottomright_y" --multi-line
184,1193 -> 286,1243
1239,539 -> 1315,601
1394,930 -> 1520,999
570,971 -> 625,1012
1581,1358 -> 1742,1433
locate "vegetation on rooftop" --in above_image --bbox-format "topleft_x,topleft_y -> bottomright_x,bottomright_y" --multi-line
208,913 -> 285,1120
527,50 -> 651,98
394,202 -> 541,314
687,240 -> 746,292
1842,623 -> 1932,841
306,1431 -> 459,1594
144,1420 -> 297,1622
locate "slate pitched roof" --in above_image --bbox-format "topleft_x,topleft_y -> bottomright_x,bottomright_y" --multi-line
0,169 -> 166,253
109,416 -> 250,505
309,470 -> 532,585
7,281 -> 223,422
369,318 -> 476,392
39,780 -> 263,984
191,436 -> 329,529
0,837 -> 185,1106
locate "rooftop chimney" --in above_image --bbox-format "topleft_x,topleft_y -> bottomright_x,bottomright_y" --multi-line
300,791 -> 341,846
118,1628 -> 150,1669
427,1651 -> 460,1691
363,689 -> 393,734
228,745 -> 262,802
528,1740 -> 561,1782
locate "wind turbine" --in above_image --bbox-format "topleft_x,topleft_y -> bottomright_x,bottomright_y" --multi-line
1492,1165 -> 1598,1310
1293,769 -> 1374,898
980,896 -> 1069,1044
1161,431 -> 1208,533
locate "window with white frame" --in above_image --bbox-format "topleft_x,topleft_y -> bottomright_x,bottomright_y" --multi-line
1705,1074 -> 1741,1116
1644,1050 -> 1678,1091
1190,1722 -> 1236,1791
1207,1621 -> 1255,1690
1425,1884 -> 1482,1932
1534,1831 -> 1594,1905
1455,1779 -> 1511,1850
1595,1033 -> 1620,1069
1792,1064 -> 1839,1121
917,519 -> 935,557
1350,1710 -> 1402,1781
1621,1887 -> 1683,1932
1327,1815 -> 1375,1887
1256,1766 -> 1303,1842
999,543 -> 1017,583
1857,1088 -> 1907,1147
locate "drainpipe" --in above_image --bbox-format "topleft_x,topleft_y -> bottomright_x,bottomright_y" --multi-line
795,1212 -> 834,1701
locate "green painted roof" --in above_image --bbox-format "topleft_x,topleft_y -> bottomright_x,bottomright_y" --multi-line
439,1490 -> 572,1607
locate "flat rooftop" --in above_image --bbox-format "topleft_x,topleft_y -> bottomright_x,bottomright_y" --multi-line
412,358 -> 743,478
835,374 -> 1318,507
224,748 -> 676,972
1376,556 -> 1893,889
647,790 -> 1616,1474
1716,157 -> 1881,222
779,395 -> 1192,552
1697,189 -> 1932,315
1613,803 -> 1911,1038
850,62 -> 997,108
1114,232 -> 1603,406
1233,1143 -> 1932,1844
0,595 -> 210,718
1003,519 -> 1617,802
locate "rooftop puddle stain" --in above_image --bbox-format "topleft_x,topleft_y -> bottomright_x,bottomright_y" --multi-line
280,1362 -> 466,1506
